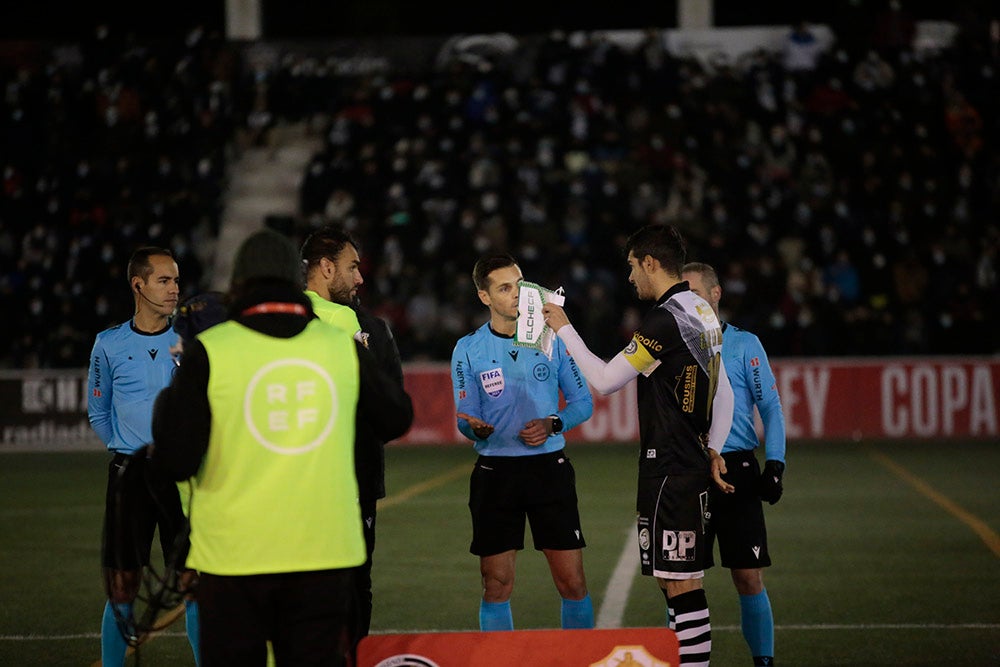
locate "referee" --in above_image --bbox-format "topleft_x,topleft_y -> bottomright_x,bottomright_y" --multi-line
87,246 -> 200,666
684,262 -> 786,667
451,253 -> 595,631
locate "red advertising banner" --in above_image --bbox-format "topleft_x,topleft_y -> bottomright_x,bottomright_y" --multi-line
398,358 -> 1000,445
357,628 -> 679,667
1,358 -> 996,451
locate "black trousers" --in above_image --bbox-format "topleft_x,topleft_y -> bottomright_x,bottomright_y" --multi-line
354,500 -> 377,642
197,568 -> 357,667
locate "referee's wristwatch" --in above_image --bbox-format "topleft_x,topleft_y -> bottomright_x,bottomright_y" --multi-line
548,414 -> 563,435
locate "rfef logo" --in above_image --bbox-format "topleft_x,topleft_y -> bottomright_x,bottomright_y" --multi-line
244,358 -> 337,455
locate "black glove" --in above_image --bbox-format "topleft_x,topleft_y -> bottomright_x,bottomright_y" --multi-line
760,460 -> 785,505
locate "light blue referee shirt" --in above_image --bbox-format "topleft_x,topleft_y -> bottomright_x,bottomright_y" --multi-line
720,322 -> 786,464
451,322 -> 593,456
87,321 -> 178,455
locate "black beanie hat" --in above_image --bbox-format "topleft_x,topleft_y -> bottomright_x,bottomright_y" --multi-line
230,229 -> 302,288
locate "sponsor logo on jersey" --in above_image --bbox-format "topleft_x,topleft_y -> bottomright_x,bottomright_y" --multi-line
148,349 -> 158,360
92,356 -> 101,391
646,448 -> 656,458
750,356 -> 760,367
508,349 -> 518,361
662,529 -> 697,562
458,390 -> 466,400
479,368 -> 505,397
632,332 -> 663,353
680,364 -> 697,413
638,527 -> 651,550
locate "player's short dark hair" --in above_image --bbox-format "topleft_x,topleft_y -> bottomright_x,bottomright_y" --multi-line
127,247 -> 173,284
300,225 -> 360,273
472,253 -> 518,291
624,224 -> 687,277
682,262 -> 720,290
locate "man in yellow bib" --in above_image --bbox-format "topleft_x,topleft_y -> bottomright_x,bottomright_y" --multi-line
152,228 -> 413,666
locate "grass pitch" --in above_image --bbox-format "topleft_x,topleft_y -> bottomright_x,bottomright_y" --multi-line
1,440 -> 998,665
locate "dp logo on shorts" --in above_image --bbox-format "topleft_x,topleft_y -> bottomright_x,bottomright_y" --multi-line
662,530 -> 696,562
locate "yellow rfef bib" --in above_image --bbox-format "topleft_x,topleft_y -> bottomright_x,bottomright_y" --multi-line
189,318 -> 363,575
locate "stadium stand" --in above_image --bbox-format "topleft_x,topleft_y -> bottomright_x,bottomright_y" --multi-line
1,14 -> 997,368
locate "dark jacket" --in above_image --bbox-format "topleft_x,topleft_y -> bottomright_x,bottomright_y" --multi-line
354,306 -> 404,502
152,283 -> 413,481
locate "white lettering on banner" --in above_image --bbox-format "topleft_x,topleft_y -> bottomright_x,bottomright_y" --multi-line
803,367 -> 830,437
970,366 -> 998,435
882,364 -> 998,437
941,365 -> 967,435
882,366 -> 907,437
776,366 -> 828,438
580,382 -> 639,441
912,365 -> 938,436
22,378 -> 87,414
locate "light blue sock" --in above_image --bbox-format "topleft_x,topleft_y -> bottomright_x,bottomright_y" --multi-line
561,594 -> 594,629
101,601 -> 132,667
185,599 -> 201,666
739,589 -> 775,660
479,600 -> 514,631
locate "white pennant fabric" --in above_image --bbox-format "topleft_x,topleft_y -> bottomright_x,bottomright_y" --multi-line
514,280 -> 565,360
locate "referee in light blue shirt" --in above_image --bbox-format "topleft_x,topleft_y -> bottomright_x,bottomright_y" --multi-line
683,262 -> 786,667
87,247 -> 200,666
451,253 -> 594,632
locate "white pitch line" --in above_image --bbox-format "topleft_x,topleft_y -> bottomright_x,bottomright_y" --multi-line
595,524 -> 639,629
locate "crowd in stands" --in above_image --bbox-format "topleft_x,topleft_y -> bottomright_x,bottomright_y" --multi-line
1,8 -> 997,368
1,25 -> 241,367
292,17 -> 998,360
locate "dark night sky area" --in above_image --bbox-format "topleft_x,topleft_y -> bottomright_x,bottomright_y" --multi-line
0,0 -> 978,41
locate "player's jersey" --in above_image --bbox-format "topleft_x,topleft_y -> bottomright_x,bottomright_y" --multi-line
720,323 -> 786,464
622,282 -> 725,475
88,320 -> 178,454
451,322 -> 593,457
